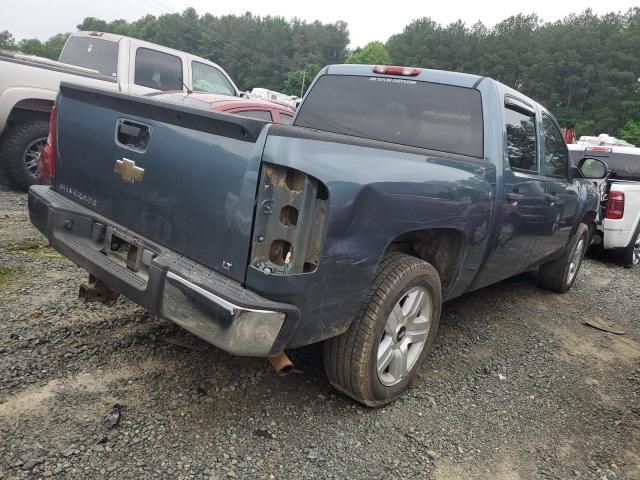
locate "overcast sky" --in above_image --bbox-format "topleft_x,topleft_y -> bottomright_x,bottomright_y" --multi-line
2,0 -> 638,48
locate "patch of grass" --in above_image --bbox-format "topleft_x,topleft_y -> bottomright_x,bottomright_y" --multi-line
3,238 -> 63,259
4,238 -> 47,252
0,267 -> 15,286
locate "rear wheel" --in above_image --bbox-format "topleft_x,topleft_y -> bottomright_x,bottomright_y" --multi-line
620,222 -> 640,268
0,120 -> 49,191
323,253 -> 442,407
538,223 -> 589,293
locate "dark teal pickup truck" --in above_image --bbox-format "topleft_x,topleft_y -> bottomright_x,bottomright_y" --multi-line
29,64 -> 606,406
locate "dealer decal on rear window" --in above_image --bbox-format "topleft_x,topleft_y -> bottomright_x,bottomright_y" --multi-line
369,77 -> 417,85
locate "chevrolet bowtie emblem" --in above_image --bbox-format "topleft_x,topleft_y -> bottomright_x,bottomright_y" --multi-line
114,158 -> 144,183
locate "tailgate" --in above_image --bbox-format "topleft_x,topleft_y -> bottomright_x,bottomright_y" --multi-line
54,83 -> 268,283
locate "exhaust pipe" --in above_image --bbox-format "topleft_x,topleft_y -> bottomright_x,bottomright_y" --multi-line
269,352 -> 294,376
79,274 -> 119,305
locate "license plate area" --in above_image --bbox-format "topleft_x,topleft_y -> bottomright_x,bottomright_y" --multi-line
103,227 -> 151,276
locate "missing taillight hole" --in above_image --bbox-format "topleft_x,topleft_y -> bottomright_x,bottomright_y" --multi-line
269,240 -> 292,266
280,206 -> 299,227
303,262 -> 317,273
285,169 -> 305,191
316,183 -> 329,200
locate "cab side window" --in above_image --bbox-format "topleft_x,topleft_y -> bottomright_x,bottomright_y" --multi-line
542,114 -> 569,177
192,62 -> 236,96
505,106 -> 537,172
135,48 -> 183,91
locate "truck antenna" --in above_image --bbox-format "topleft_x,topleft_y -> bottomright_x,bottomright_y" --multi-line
182,79 -> 193,95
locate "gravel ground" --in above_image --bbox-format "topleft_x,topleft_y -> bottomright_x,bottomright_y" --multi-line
0,185 -> 638,480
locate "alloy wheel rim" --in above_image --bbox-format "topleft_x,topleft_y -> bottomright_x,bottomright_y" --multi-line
23,137 -> 47,177
567,237 -> 585,284
377,286 -> 431,387
633,230 -> 640,266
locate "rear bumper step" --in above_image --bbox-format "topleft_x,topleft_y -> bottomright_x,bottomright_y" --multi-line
28,185 -> 299,356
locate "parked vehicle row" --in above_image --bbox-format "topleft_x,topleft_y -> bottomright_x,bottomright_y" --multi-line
0,31 -> 240,190
28,63 -> 608,406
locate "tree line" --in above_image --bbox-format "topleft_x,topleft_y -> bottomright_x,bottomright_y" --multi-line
1,7 -> 639,143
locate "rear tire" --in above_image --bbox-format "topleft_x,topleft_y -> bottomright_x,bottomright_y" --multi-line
323,253 -> 442,407
538,223 -> 589,293
620,222 -> 640,269
0,120 -> 49,191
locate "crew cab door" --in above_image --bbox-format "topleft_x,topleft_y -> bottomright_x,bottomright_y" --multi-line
475,97 -> 547,287
535,113 -> 579,258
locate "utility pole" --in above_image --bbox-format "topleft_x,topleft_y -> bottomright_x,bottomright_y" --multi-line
300,69 -> 306,98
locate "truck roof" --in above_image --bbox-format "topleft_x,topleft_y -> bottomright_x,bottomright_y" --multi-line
72,31 -> 228,70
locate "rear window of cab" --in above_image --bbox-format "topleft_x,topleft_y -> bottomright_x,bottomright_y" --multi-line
295,75 -> 484,158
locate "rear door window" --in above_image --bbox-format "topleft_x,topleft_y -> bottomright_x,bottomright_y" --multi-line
58,36 -> 119,77
542,114 -> 569,178
135,48 -> 183,91
505,106 -> 537,172
295,75 -> 484,157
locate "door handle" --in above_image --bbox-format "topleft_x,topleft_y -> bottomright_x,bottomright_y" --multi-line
506,192 -> 525,202
116,119 -> 151,152
544,193 -> 560,203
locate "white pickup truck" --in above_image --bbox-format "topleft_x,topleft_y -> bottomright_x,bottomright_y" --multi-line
0,31 -> 240,190
569,144 -> 640,267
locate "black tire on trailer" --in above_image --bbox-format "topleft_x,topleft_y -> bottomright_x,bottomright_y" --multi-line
323,253 -> 442,407
620,221 -> 640,269
538,223 -> 590,293
0,120 -> 49,192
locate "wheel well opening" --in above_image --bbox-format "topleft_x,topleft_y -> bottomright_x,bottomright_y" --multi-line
7,100 -> 54,127
384,229 -> 465,294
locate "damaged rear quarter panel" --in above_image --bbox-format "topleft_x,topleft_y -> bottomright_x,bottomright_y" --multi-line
245,129 -> 495,347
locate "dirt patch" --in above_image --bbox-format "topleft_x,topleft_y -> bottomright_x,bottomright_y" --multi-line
0,360 -> 162,419
434,456 -> 537,480
543,317 -> 640,365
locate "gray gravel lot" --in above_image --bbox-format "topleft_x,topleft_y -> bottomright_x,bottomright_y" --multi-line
0,185 -> 638,480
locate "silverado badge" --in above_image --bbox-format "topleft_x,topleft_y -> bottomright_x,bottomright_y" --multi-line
114,158 -> 144,184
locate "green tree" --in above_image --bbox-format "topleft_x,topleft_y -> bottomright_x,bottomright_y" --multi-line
44,33 -> 70,60
618,120 -> 640,146
346,41 -> 392,65
282,64 -> 321,96
76,17 -> 108,32
17,38 -> 46,57
0,30 -> 16,50
387,8 -> 640,134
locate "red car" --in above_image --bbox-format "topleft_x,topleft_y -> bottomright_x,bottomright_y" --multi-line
148,92 -> 295,124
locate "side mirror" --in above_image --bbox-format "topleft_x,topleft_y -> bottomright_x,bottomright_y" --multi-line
577,157 -> 609,179
239,92 -> 249,99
